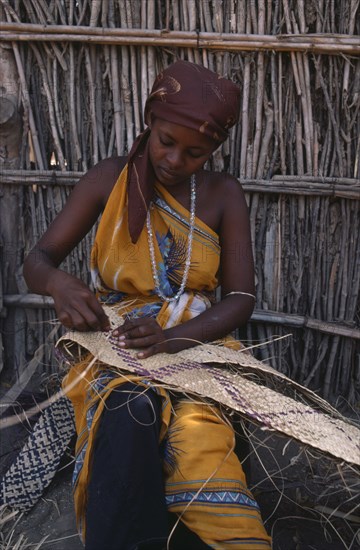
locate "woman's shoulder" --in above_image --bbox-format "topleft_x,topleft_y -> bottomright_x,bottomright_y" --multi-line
76,156 -> 128,208
200,169 -> 246,208
203,169 -> 243,190
95,155 -> 128,175
196,170 -> 246,233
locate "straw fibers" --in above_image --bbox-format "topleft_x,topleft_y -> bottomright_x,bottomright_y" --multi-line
58,305 -> 360,468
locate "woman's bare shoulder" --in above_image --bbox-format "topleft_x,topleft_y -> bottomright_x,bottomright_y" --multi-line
201,170 -> 246,212
196,170 -> 246,233
76,156 -> 127,208
205,169 -> 243,191
30,156 -> 128,265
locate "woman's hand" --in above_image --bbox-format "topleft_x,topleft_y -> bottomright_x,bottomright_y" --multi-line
111,318 -> 169,358
49,271 -> 110,332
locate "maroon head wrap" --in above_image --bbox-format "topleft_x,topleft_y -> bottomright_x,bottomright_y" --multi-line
127,60 -> 241,243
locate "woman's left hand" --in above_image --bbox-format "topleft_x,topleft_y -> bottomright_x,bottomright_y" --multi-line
111,317 -> 169,358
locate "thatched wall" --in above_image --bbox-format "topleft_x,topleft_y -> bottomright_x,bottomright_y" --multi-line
0,0 -> 359,406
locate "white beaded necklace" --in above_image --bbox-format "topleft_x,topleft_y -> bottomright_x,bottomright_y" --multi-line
146,174 -> 196,303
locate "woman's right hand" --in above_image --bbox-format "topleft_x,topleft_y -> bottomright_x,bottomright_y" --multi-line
49,271 -> 110,332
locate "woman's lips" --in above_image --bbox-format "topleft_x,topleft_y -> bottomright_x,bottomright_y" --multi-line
158,166 -> 179,182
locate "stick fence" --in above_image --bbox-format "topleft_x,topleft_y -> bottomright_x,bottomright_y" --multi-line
0,0 -> 359,406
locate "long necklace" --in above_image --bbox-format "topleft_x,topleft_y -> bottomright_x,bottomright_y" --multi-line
146,174 -> 196,303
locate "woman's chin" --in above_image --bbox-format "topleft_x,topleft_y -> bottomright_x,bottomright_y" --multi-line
156,167 -> 180,186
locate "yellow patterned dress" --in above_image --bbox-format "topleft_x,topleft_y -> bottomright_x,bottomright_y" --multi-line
64,165 -> 271,549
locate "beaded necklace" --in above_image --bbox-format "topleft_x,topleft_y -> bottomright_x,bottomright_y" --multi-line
146,174 -> 196,303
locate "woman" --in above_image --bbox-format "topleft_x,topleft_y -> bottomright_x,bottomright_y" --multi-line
24,61 -> 271,550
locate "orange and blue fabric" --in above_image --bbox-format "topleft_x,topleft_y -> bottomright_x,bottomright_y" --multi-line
63,164 -> 272,549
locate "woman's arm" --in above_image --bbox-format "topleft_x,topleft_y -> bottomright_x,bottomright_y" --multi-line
166,174 -> 255,348
114,174 -> 255,356
24,157 -> 126,331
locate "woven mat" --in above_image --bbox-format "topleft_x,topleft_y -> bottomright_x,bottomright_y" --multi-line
0,396 -> 75,511
57,306 -> 360,467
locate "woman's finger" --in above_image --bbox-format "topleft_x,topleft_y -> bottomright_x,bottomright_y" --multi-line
126,324 -> 159,339
88,300 -> 110,331
113,318 -> 158,338
122,317 -> 152,330
86,303 -> 110,331
58,309 -> 89,331
117,334 -> 162,349
58,302 -> 109,332
137,344 -> 164,359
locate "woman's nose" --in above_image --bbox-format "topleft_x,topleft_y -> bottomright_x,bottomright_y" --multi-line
167,149 -> 183,169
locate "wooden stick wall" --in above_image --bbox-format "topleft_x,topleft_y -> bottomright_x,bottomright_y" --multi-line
0,0 -> 359,405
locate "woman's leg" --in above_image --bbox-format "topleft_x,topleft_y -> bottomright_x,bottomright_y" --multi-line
85,382 -> 169,550
165,401 -> 272,550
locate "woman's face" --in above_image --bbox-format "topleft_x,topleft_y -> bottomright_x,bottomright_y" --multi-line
148,118 -> 216,187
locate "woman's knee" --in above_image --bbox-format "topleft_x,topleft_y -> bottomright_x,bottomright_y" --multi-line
104,383 -> 161,428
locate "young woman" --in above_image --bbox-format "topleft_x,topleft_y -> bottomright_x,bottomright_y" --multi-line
24,60 -> 271,550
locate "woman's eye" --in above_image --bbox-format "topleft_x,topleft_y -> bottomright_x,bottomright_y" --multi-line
188,151 -> 203,159
160,137 -> 172,147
